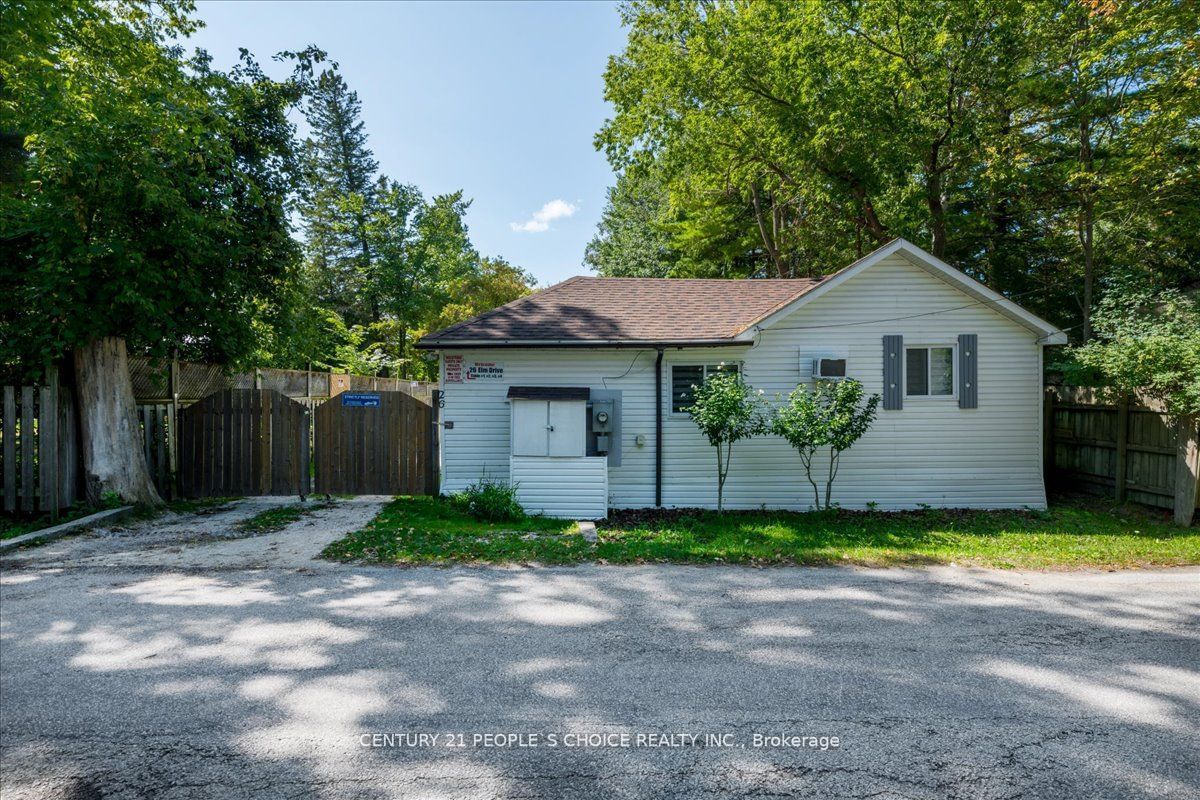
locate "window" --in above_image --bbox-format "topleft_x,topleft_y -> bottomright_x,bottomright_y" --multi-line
671,363 -> 740,413
905,346 -> 954,397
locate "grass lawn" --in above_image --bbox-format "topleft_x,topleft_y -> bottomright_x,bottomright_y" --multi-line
321,494 -> 1199,569
234,500 -> 336,535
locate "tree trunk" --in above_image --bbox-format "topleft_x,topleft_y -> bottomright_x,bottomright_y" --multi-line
926,144 -> 947,259
715,445 -> 724,514
73,337 -> 163,506
750,184 -> 787,278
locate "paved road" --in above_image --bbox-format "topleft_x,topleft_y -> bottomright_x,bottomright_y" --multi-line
1,505 -> 1197,799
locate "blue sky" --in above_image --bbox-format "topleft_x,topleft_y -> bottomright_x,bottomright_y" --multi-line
188,1 -> 627,286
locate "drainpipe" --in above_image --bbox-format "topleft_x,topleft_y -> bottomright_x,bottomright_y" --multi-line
655,348 -> 664,507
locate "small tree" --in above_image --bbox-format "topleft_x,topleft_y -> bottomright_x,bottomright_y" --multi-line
771,379 -> 880,510
685,369 -> 767,513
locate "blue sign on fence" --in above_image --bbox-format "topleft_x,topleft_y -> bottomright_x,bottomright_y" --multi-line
341,392 -> 381,407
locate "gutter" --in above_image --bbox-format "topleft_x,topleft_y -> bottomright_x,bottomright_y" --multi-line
655,348 -> 664,507
415,338 -> 752,351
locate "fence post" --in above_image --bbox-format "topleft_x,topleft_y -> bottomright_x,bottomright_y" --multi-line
40,367 -> 60,519
255,368 -> 263,390
1114,394 -> 1129,503
429,389 -> 441,495
168,354 -> 179,500
3,387 -> 16,513
1043,387 -> 1056,489
1174,415 -> 1199,527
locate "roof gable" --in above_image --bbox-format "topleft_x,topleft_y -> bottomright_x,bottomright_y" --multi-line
750,239 -> 1068,344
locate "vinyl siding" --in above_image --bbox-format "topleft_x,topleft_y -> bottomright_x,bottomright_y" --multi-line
438,252 -> 1048,511
511,456 -> 608,519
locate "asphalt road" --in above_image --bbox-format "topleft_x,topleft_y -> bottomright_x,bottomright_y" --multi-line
1,523 -> 1198,798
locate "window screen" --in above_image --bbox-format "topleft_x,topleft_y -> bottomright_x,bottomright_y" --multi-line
671,364 -> 740,413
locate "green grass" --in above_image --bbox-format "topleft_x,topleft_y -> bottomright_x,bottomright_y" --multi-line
322,494 -> 1199,569
0,503 -> 110,540
234,500 -> 335,535
321,495 -> 580,564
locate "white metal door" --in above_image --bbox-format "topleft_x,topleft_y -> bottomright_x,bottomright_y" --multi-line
511,400 -> 548,456
547,400 -> 585,456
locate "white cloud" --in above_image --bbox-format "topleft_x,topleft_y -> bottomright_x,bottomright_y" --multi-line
510,198 -> 577,233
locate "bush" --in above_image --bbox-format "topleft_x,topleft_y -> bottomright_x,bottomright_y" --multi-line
450,479 -> 525,523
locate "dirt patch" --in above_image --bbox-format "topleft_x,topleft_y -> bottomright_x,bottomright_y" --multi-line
0,496 -> 391,572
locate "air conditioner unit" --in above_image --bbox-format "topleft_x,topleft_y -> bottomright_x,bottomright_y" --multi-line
811,357 -> 848,380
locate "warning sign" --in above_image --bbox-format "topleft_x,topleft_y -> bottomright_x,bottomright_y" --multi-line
445,355 -> 463,383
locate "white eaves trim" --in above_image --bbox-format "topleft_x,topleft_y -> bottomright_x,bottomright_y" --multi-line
742,238 -> 1069,345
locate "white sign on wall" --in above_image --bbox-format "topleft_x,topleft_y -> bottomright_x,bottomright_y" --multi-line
467,362 -> 504,380
444,355 -> 463,383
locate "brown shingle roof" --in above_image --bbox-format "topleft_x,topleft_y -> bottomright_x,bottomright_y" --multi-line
417,276 -> 826,348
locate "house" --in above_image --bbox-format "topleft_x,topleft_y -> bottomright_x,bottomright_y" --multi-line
417,239 -> 1068,518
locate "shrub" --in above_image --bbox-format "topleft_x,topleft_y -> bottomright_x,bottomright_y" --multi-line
450,478 -> 525,522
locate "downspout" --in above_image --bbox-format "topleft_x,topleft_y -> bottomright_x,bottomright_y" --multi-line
655,348 -> 664,507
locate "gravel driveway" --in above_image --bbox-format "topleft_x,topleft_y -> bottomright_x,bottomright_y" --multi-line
1,501 -> 1197,799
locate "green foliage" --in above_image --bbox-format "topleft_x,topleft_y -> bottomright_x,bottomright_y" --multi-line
771,380 -> 881,510
293,67 -> 537,380
585,160 -> 677,277
594,1 -> 1200,336
684,368 -> 768,512
0,0 -> 323,374
1062,279 -> 1200,417
449,478 -> 526,523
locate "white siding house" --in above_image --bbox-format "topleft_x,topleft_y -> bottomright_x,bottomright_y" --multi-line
419,239 -> 1067,518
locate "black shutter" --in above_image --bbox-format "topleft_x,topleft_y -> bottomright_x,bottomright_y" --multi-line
958,334 -> 978,409
882,335 -> 903,410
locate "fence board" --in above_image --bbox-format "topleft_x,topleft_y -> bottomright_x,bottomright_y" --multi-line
3,386 -> 15,513
20,387 -> 34,512
313,391 -> 432,496
39,382 -> 58,517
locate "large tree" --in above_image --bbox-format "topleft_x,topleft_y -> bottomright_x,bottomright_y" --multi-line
595,0 -> 1199,336
0,0 -> 318,503
298,69 -> 381,326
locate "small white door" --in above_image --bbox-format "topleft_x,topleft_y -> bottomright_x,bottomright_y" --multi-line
511,400 -> 549,456
548,400 -> 586,456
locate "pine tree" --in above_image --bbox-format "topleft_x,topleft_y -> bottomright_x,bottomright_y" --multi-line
299,69 -> 380,326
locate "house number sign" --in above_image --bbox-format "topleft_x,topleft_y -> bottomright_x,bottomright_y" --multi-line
466,362 -> 504,380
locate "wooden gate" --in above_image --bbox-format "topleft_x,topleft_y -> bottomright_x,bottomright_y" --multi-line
313,391 -> 433,495
177,389 -> 310,497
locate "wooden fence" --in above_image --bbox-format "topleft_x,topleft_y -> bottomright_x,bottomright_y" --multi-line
1,374 -> 80,518
1045,387 -> 1200,525
176,389 -> 310,498
137,402 -> 174,498
313,391 -> 435,496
